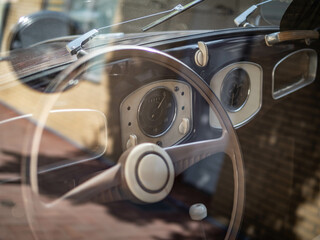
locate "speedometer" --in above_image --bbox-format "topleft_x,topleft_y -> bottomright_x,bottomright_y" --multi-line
220,68 -> 250,112
120,80 -> 192,149
138,87 -> 176,137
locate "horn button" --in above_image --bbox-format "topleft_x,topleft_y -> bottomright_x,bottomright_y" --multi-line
123,143 -> 175,203
137,154 -> 169,193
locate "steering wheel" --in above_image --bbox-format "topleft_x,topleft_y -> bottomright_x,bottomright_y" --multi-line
23,46 -> 245,240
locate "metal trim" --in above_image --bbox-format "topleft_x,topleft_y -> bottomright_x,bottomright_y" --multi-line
210,62 -> 263,129
272,48 -> 318,100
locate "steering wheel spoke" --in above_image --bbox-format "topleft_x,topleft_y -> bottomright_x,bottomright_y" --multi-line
165,130 -> 229,176
49,164 -> 123,206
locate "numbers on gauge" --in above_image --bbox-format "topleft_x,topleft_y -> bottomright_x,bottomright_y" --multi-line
138,87 -> 177,137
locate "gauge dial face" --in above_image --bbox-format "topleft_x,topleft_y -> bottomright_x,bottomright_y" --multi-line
138,87 -> 176,137
220,68 -> 250,112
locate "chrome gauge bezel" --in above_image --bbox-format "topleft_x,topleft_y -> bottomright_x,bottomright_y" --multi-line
210,62 -> 263,129
120,80 -> 192,150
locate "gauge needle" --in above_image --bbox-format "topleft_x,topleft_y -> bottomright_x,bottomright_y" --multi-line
231,92 -> 235,106
151,93 -> 166,119
157,93 -> 166,109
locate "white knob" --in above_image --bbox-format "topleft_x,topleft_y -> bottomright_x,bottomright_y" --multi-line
179,118 -> 190,135
126,134 -> 137,149
189,203 -> 207,221
194,42 -> 209,67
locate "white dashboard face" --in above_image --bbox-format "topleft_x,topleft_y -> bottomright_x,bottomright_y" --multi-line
209,62 -> 263,128
120,80 -> 192,150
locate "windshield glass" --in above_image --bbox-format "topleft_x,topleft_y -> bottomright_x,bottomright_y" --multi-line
0,0 -> 293,51
0,1 -> 319,240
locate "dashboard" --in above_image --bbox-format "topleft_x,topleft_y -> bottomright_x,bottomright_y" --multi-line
118,60 -> 264,150
110,33 -> 318,149
4,28 -> 319,158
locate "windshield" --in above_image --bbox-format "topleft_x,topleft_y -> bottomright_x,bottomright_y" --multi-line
0,1 -> 319,240
0,0 -> 294,51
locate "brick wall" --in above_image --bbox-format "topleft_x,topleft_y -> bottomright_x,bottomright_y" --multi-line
211,73 -> 320,240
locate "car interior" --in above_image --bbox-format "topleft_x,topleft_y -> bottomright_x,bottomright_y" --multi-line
0,0 -> 319,240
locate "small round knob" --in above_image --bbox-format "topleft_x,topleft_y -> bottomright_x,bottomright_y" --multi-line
126,134 -> 137,149
189,203 -> 207,221
178,118 -> 190,135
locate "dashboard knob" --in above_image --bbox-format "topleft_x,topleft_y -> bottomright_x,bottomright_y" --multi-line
189,203 -> 207,221
194,41 -> 209,67
126,134 -> 138,149
179,118 -> 190,135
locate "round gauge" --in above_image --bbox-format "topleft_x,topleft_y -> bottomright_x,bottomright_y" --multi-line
138,87 -> 176,137
220,68 -> 251,112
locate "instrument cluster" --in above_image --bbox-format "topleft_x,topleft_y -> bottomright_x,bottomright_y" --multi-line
120,80 -> 193,150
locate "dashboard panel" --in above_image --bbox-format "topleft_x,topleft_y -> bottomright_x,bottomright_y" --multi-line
120,80 -> 192,150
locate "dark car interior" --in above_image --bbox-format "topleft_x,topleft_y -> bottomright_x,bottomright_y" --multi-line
0,1 -> 319,240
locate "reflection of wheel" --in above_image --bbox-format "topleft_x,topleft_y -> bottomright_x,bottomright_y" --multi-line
8,10 -> 81,51
23,46 -> 245,240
